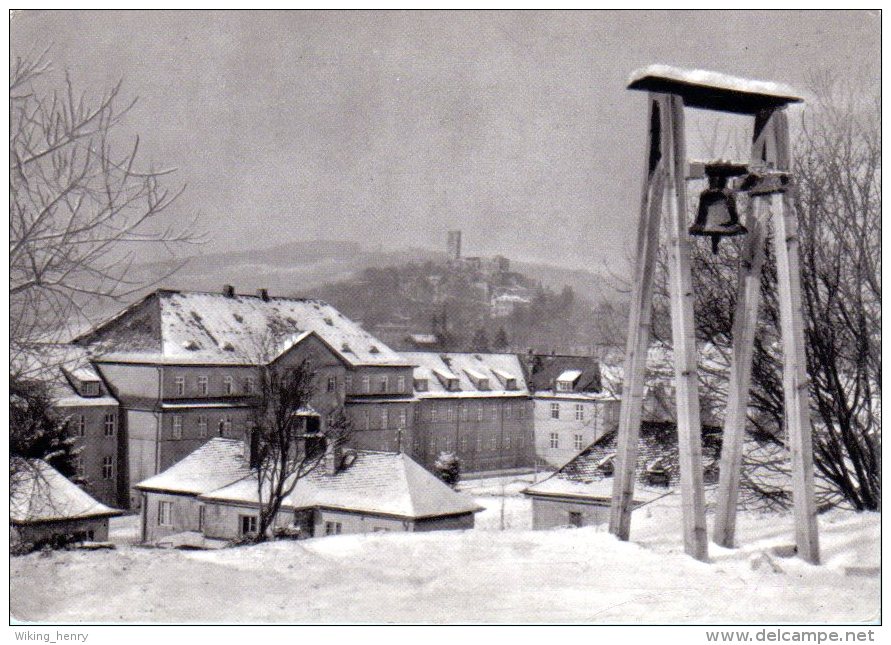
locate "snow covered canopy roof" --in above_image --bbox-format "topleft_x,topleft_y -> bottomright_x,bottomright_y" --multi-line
402,352 -> 529,398
11,460 -> 122,524
627,65 -> 803,114
556,369 -> 583,384
145,440 -> 482,520
135,438 -> 252,495
75,289 -> 411,367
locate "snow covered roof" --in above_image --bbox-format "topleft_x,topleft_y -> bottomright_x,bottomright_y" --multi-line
135,438 -> 252,495
402,352 -> 529,398
556,369 -> 583,383
76,289 -> 411,367
10,460 -> 122,524
524,421 -> 723,501
627,65 -> 803,114
202,449 -> 483,520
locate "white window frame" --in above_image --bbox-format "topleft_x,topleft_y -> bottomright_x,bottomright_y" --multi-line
172,415 -> 183,439
575,403 -> 585,421
245,376 -> 255,394
379,376 -> 389,393
224,375 -> 234,395
104,413 -> 116,437
75,454 -> 85,478
158,500 -> 173,526
549,432 -> 559,449
477,404 -> 483,421
362,375 -> 371,393
398,409 -> 407,428
198,415 -> 208,438
82,381 -> 100,397
102,455 -> 114,480
381,409 -> 389,429
239,514 -> 258,536
397,375 -> 406,392
345,374 -> 353,390
574,433 -> 584,450
77,414 -> 86,437
175,376 -> 185,396
198,375 -> 208,396
327,376 -> 337,392
550,402 -> 560,419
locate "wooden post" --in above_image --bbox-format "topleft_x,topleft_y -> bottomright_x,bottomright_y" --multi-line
713,109 -> 775,548
662,94 -> 708,561
609,94 -> 666,540
713,197 -> 767,547
770,109 -> 821,565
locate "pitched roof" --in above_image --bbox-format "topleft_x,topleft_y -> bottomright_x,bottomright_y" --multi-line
524,421 -> 722,501
135,438 -> 252,495
528,354 -> 602,393
11,460 -> 121,524
402,351 -> 528,398
76,289 -> 410,367
190,447 -> 483,520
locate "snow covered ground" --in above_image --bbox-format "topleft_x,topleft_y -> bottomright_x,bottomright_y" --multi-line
10,480 -> 879,624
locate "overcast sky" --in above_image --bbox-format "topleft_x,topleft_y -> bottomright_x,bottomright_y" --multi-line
10,10 -> 880,271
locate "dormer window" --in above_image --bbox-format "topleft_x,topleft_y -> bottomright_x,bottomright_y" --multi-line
81,381 -> 100,397
556,370 -> 583,393
414,378 -> 428,392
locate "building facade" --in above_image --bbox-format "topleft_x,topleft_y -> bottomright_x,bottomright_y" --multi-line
401,351 -> 535,473
74,288 -> 415,508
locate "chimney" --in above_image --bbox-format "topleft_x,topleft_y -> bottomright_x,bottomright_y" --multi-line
323,437 -> 343,475
223,284 -> 235,298
258,288 -> 270,302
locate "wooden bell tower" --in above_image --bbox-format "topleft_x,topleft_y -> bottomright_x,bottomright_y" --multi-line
608,65 -> 820,565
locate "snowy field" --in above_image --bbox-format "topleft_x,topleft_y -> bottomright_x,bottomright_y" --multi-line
10,478 -> 879,624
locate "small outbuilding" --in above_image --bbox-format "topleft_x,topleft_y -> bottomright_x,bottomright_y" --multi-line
10,459 -> 123,548
136,438 -> 483,544
523,421 -> 721,530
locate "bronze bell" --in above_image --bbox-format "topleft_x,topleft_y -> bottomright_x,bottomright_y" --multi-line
690,163 -> 748,254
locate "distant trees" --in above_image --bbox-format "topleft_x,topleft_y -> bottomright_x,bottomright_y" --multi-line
9,49 -> 198,377
433,452 -> 462,489
10,374 -> 79,497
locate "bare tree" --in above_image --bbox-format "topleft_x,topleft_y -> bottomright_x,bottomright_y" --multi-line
242,327 -> 353,541
9,49 -> 200,376
649,74 -> 880,510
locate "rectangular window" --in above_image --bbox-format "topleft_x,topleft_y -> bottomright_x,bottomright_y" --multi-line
575,403 -> 585,421
505,435 -> 511,449
518,434 -> 525,449
550,432 -> 559,449
175,376 -> 185,396
198,506 -> 205,531
477,405 -> 483,421
446,404 -> 454,422
413,436 -> 421,453
345,374 -> 353,391
172,415 -> 183,439
569,511 -> 583,528
240,515 -> 258,536
224,376 -> 234,395
245,377 -> 255,394
372,527 -> 390,533
398,409 -> 407,428
363,410 -> 371,431
198,415 -> 208,438
505,404 -> 512,419
397,375 -> 405,392
550,402 -> 560,419
460,404 -> 468,421
81,381 -> 100,397
490,434 -> 498,450
325,521 -> 342,536
75,455 -> 85,478
102,456 -> 114,480
476,434 -> 482,451
460,435 -> 468,451
518,405 -> 526,419
574,433 -> 584,450
77,414 -> 86,437
104,413 -> 116,437
362,375 -> 370,393
381,409 -> 389,428
431,405 -> 437,423
327,376 -> 337,392
379,376 -> 389,393
222,416 -> 232,436
198,375 -> 208,396
492,406 -> 498,421
158,500 -> 173,526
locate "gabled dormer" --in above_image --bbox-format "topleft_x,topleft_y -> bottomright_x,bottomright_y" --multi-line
62,366 -> 104,398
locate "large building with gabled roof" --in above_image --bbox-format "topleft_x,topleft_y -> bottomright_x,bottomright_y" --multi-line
73,287 -> 417,508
